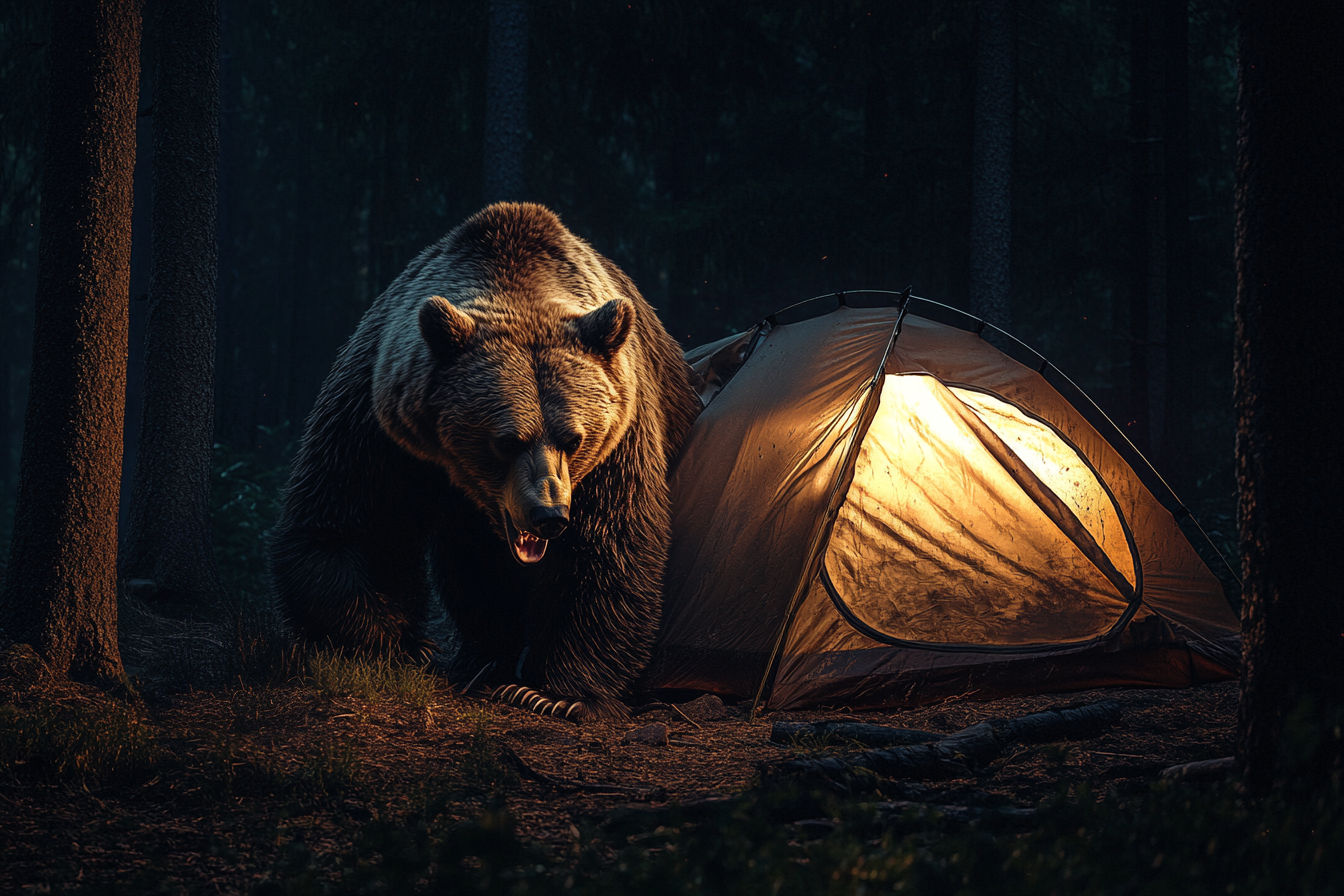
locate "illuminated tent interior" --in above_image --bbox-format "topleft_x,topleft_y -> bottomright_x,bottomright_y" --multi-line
646,292 -> 1241,712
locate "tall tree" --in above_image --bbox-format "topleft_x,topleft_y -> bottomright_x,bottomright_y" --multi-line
969,0 -> 1015,330
483,0 -> 528,204
1160,0 -> 1193,495
0,5 -> 49,529
1129,0 -> 1164,455
1129,0 -> 1193,476
1234,0 -> 1344,793
120,0 -> 223,607
213,0 -> 250,452
0,0 -> 142,686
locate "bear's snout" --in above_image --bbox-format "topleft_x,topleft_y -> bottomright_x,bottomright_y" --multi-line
502,443 -> 573,551
530,503 -> 569,539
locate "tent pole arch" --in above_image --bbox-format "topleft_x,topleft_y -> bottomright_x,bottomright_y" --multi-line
749,289 -> 1240,596
748,294 -> 910,719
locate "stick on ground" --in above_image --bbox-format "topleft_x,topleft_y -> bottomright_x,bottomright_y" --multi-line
774,700 -> 1123,780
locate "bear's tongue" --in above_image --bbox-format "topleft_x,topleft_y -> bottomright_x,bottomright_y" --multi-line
513,530 -> 547,564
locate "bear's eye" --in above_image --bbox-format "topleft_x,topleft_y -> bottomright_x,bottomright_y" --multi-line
560,433 -> 582,455
492,434 -> 524,458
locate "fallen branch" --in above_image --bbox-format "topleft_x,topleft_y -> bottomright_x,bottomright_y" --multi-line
500,745 -> 666,801
993,700 -> 1121,743
1158,756 -> 1235,781
772,700 -> 1122,781
770,721 -> 941,748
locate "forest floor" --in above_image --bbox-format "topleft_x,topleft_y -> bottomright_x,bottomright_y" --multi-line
0,650 -> 1241,895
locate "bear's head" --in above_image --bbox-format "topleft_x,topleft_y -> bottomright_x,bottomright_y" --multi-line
405,292 -> 638,565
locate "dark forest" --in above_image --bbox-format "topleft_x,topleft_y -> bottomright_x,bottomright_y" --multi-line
1,1 -> 1340,893
2,0 -> 1241,526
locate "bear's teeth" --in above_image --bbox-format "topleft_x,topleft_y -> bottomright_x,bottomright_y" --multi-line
514,531 -> 547,564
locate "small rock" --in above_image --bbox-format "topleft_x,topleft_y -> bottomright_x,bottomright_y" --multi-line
622,722 -> 669,746
679,694 -> 729,722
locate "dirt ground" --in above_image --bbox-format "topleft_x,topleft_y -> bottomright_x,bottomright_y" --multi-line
0,676 -> 1239,894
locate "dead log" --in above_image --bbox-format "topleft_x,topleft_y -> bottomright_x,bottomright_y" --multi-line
1158,756 -> 1234,781
992,700 -> 1122,743
773,700 -> 1122,780
770,721 -> 942,748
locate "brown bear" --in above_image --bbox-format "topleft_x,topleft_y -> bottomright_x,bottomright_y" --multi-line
269,203 -> 700,719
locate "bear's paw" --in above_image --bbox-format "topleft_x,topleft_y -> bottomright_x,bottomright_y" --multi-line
491,683 -> 587,722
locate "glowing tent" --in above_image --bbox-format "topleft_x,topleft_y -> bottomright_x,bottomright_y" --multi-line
646,292 -> 1240,712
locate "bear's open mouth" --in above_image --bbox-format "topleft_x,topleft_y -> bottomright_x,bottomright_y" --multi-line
503,514 -> 548,565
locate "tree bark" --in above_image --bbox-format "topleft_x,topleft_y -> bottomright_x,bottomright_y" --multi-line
1234,0 -> 1344,795
0,0 -> 142,686
1160,0 -> 1193,496
120,0 -> 223,608
483,0 -> 528,204
1129,0 -> 1164,455
968,0 -> 1015,330
214,0 -> 251,452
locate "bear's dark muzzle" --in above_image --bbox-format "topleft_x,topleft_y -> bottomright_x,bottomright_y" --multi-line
529,504 -> 569,539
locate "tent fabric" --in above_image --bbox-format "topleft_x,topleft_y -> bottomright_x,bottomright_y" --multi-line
827,375 -> 1136,647
655,306 -> 898,700
648,296 -> 1240,712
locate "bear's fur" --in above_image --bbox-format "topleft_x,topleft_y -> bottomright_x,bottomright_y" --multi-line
269,203 -> 700,719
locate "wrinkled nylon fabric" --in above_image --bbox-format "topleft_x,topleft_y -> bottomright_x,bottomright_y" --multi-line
647,308 -> 1239,709
879,318 -> 1237,648
951,388 -> 1136,590
825,374 -> 1134,646
771,571 -> 1229,710
645,307 -> 898,696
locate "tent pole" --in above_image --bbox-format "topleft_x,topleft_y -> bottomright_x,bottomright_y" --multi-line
748,295 -> 910,719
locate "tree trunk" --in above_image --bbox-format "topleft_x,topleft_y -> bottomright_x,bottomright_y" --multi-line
1234,0 -> 1344,795
1162,0 -> 1193,496
214,0 -> 249,451
0,0 -> 142,686
968,0 -> 1014,331
1129,0 -> 1164,455
120,0 -> 223,608
483,0 -> 528,204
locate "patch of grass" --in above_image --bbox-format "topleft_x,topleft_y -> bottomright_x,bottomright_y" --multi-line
0,699 -> 161,786
197,732 -> 364,804
306,652 -> 439,709
294,737 -> 365,798
118,590 -> 302,692
222,591 -> 306,686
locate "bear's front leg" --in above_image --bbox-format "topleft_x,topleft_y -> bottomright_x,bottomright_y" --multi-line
503,462 -> 670,722
271,526 -> 436,659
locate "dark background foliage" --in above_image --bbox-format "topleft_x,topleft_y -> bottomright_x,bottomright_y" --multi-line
0,0 -> 1239,568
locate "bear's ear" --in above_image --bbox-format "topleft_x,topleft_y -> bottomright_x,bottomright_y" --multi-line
419,296 -> 476,364
573,298 -> 634,356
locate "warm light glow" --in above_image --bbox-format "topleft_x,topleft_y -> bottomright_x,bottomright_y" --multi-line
825,374 -> 1135,646
949,386 -> 1134,589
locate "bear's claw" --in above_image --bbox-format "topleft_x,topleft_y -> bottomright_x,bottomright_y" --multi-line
489,684 -> 585,721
